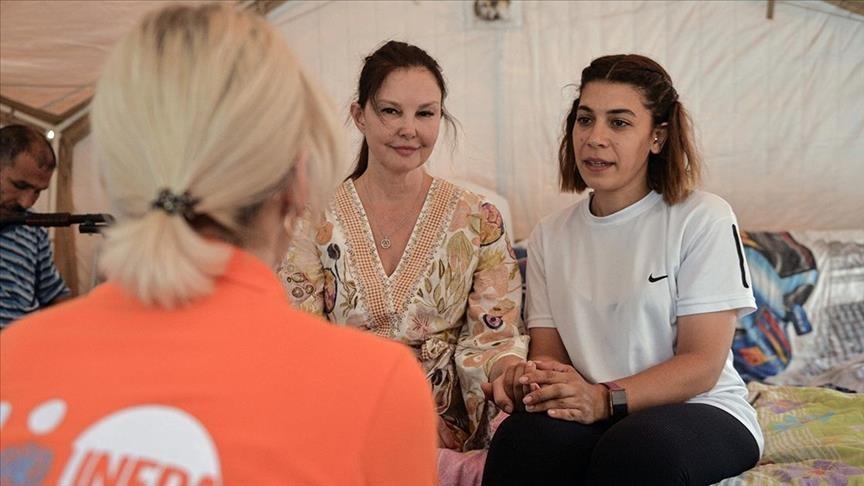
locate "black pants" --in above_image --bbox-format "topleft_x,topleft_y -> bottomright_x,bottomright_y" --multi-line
482,403 -> 759,486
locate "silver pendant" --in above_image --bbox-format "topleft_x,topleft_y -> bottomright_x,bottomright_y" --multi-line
380,237 -> 392,249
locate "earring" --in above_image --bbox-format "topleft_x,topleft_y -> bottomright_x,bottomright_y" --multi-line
654,137 -> 659,143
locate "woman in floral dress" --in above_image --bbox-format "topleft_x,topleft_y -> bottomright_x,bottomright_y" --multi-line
280,40 -> 528,452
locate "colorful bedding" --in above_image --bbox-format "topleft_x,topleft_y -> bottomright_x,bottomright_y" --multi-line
717,382 -> 864,485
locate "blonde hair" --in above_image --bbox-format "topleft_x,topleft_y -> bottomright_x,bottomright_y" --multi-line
91,4 -> 342,308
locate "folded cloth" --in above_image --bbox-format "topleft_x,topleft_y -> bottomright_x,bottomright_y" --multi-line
437,448 -> 486,486
436,411 -> 510,486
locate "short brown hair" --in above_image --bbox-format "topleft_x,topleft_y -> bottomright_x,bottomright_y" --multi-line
0,124 -> 56,170
558,54 -> 701,205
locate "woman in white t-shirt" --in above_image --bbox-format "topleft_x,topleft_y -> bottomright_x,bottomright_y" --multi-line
482,54 -> 762,485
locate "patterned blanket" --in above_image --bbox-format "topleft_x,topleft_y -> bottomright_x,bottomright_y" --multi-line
717,382 -> 864,485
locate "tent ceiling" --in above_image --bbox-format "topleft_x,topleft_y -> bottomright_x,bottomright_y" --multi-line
0,0 -> 263,124
1,0 -> 856,125
825,0 -> 864,16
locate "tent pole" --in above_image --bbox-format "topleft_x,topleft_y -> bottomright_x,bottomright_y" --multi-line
0,103 -> 54,131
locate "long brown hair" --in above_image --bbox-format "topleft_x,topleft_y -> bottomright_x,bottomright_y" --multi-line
559,54 -> 701,204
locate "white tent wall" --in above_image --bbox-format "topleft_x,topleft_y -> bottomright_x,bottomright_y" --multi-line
63,0 -> 863,294
268,0 -> 863,241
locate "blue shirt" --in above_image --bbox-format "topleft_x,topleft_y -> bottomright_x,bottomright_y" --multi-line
1,224 -> 70,327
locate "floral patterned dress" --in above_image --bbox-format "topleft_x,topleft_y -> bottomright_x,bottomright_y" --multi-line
279,177 -> 528,451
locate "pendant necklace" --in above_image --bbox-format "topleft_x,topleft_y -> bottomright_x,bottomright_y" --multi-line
359,178 -> 427,250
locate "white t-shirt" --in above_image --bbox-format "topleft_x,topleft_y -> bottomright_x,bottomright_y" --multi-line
526,190 -> 763,453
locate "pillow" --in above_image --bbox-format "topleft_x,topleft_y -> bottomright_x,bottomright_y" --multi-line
732,231 -> 864,391
512,243 -> 528,321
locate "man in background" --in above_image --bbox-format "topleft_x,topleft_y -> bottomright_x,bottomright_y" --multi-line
0,124 -> 70,328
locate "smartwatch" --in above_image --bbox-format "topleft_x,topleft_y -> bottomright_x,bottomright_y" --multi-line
601,381 -> 628,421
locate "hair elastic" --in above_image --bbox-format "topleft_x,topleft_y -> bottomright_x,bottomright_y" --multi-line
151,188 -> 199,218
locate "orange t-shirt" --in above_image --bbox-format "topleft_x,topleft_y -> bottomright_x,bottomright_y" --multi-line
0,249 -> 437,485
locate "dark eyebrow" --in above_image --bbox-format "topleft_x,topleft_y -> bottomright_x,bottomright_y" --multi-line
608,108 -> 636,117
377,99 -> 440,109
577,106 -> 636,117
12,178 -> 50,192
12,179 -> 35,189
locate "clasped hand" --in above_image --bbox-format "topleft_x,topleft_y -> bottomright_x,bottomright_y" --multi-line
482,360 -> 608,424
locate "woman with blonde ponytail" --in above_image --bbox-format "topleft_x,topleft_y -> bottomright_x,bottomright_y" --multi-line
0,5 -> 436,484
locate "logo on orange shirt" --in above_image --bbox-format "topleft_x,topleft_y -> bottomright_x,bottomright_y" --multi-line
1,401 -> 222,485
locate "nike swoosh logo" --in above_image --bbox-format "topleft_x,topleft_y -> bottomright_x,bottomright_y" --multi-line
648,274 -> 668,283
